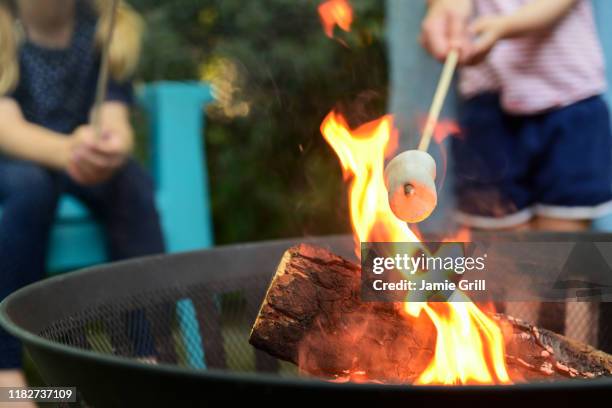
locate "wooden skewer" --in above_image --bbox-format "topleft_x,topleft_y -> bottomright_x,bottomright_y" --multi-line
91,0 -> 120,140
417,49 -> 459,152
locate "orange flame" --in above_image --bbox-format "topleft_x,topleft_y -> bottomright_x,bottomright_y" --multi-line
318,0 -> 353,38
320,111 -> 418,247
416,115 -> 461,145
407,300 -> 510,385
320,111 -> 511,385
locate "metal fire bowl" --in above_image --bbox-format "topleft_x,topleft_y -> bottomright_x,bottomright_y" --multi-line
1,233 -> 612,407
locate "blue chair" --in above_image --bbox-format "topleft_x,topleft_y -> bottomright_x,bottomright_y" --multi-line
47,81 -> 215,273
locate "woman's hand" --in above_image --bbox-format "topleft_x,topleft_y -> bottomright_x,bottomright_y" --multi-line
420,0 -> 473,63
464,15 -> 510,65
68,102 -> 134,185
66,125 -> 129,185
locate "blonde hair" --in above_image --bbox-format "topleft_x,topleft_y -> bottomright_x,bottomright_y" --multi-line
0,0 -> 144,96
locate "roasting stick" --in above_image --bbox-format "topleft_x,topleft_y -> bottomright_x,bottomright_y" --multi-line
91,0 -> 120,140
418,49 -> 459,152
384,49 -> 459,223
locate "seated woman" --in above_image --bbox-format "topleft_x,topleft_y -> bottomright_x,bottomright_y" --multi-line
0,0 -> 165,392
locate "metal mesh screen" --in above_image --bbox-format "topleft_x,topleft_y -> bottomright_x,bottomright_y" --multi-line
38,271 -> 612,373
39,271 -> 298,376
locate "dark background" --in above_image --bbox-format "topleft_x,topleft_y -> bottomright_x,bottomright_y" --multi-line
130,0 -> 387,244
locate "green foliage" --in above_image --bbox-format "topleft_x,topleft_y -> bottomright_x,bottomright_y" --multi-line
131,0 -> 387,244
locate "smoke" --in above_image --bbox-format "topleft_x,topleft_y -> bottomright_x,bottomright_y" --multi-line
297,301 -> 436,383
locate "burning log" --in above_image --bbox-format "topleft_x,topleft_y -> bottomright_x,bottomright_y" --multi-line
249,244 -> 612,383
249,243 -> 436,382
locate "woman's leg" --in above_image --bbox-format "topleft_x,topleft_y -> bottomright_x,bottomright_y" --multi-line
64,159 -> 165,260
0,160 -> 60,385
64,160 -> 165,358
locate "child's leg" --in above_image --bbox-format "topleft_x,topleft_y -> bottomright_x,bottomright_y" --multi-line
534,217 -> 590,337
63,159 -> 165,260
454,94 -> 542,324
533,217 -> 590,231
0,160 -> 60,385
532,96 -> 612,343
535,216 -> 594,342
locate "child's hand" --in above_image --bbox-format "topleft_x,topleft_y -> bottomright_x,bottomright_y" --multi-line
420,0 -> 473,63
66,125 -> 128,185
464,16 -> 510,65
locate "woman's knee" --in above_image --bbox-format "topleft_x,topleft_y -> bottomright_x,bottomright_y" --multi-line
0,161 -> 59,211
113,160 -> 157,209
105,160 -> 165,257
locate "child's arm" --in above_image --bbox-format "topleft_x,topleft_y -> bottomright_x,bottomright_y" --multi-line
466,0 -> 578,64
0,98 -> 72,169
493,0 -> 578,38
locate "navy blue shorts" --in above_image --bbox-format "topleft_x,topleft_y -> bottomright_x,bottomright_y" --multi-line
452,93 -> 612,228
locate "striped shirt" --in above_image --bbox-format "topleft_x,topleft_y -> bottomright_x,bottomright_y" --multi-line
459,0 -> 606,114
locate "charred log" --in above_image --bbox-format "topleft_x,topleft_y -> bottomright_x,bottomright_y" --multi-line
249,244 -> 612,383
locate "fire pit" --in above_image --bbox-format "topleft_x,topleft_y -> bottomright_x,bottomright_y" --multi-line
1,233 -> 612,406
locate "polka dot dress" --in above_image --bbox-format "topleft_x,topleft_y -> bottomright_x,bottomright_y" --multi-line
11,0 -> 133,135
